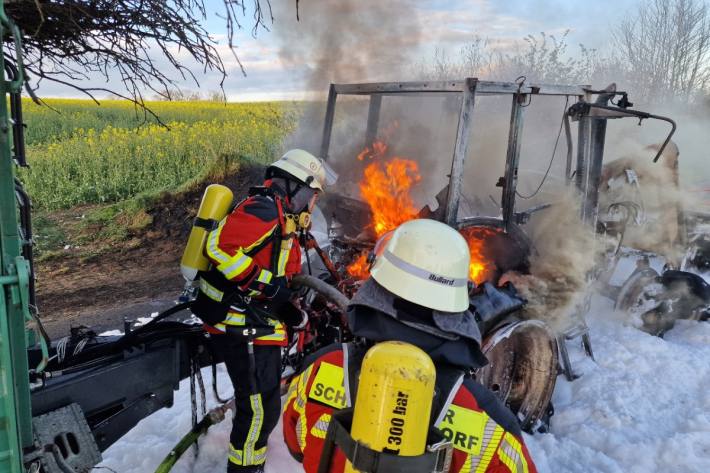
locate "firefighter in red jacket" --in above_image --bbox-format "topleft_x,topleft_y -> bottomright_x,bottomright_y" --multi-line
191,149 -> 337,473
283,219 -> 537,473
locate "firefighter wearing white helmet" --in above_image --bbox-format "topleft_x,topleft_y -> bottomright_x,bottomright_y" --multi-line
370,218 -> 471,312
283,219 -> 537,473
267,149 -> 338,192
190,149 -> 337,473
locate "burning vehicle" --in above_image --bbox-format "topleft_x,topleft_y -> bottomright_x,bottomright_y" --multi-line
287,79 -> 684,432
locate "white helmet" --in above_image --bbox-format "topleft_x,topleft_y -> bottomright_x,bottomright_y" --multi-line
267,149 -> 338,192
370,219 -> 470,312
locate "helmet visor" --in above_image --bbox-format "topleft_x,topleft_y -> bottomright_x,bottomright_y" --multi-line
320,159 -> 339,187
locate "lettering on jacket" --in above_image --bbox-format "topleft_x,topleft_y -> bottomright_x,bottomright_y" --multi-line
308,362 -> 347,409
438,405 -> 487,456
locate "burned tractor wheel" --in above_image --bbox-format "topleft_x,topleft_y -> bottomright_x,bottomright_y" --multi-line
616,268 -> 710,336
476,320 -> 558,432
614,267 -> 662,313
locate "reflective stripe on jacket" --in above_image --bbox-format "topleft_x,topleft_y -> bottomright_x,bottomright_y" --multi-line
282,345 -> 537,473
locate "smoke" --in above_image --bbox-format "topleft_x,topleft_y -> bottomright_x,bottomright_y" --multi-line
272,0 -> 423,154
269,0 -> 710,329
500,190 -> 609,330
600,101 -> 710,264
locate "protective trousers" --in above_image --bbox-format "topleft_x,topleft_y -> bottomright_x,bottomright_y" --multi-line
212,335 -> 282,473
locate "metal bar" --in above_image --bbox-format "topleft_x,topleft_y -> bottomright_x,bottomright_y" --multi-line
0,275 -> 18,284
583,120 -> 606,226
444,78 -> 477,226
581,89 -> 615,226
332,80 -> 588,97
0,287 -> 23,473
0,10 -> 34,467
319,84 -> 337,160
583,115 -> 610,226
478,81 -> 588,96
334,80 -> 466,95
524,83 -> 590,96
364,95 -> 382,147
501,94 -> 526,232
575,114 -> 590,192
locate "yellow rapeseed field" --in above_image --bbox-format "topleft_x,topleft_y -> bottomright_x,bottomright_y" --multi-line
20,99 -> 297,210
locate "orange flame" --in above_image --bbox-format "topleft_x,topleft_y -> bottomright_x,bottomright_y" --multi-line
459,226 -> 500,285
347,140 -> 422,278
346,139 -> 497,286
346,253 -> 370,278
361,156 -> 422,236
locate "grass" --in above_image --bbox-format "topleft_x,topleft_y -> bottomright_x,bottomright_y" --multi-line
20,99 -> 296,210
22,98 -> 297,261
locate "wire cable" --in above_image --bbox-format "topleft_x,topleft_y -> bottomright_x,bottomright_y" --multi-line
516,95 -> 570,200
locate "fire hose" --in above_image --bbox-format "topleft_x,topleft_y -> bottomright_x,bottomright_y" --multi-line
153,399 -> 235,473
291,274 -> 350,312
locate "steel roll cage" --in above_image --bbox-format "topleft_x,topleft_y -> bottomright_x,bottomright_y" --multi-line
318,78 -> 592,231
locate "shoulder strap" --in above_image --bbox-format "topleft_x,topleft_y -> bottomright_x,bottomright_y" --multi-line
343,342 -> 368,408
431,367 -> 465,426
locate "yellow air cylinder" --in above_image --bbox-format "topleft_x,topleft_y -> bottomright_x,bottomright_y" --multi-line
180,184 -> 234,281
345,341 -> 436,472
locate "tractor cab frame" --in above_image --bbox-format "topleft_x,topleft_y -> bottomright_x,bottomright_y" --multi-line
315,78 -> 677,389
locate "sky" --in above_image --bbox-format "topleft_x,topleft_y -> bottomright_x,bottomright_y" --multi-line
36,0 -> 642,101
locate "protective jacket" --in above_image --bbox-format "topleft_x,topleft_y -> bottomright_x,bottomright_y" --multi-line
282,281 -> 536,473
194,182 -> 302,346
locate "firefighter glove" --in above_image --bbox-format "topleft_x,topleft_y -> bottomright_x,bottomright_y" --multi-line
263,281 -> 293,305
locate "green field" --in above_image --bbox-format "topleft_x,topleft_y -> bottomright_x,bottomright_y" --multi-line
20,99 -> 297,210
19,98 -> 298,260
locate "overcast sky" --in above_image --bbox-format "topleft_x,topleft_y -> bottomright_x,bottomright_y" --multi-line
36,0 -> 642,101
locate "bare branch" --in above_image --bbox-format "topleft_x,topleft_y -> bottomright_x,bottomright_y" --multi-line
4,1 -> 285,106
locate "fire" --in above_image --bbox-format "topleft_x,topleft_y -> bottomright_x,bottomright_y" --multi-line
360,156 -> 421,236
357,141 -> 387,161
459,226 -> 500,285
346,253 -> 370,278
346,139 -> 422,278
354,138 -> 425,238
346,138 -> 498,287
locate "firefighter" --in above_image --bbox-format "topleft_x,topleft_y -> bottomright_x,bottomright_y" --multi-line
282,219 -> 537,473
191,149 -> 337,473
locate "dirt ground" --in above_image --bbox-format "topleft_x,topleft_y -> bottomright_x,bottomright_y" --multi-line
35,163 -> 266,339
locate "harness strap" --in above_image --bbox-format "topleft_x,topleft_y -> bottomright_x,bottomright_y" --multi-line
343,342 -> 367,407
317,409 -> 451,473
194,216 -> 219,231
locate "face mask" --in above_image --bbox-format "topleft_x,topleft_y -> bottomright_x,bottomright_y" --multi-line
290,185 -> 319,214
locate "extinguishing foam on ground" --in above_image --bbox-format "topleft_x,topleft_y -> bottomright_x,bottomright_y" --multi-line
98,294 -> 710,473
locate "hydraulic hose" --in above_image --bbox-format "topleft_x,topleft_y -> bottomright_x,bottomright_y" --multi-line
154,399 -> 235,473
291,274 -> 350,311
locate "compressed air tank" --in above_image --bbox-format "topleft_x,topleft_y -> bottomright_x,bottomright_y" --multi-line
180,184 -> 233,281
345,341 -> 436,472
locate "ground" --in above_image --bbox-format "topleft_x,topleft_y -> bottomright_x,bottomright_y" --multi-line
95,295 -> 710,473
35,163 -> 266,339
